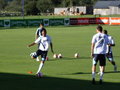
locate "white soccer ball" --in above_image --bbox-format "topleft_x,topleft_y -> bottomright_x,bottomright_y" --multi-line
74,53 -> 79,58
53,54 -> 58,59
30,52 -> 37,58
58,54 -> 62,58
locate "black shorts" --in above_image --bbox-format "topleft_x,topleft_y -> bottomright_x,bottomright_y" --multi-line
93,54 -> 106,66
34,50 -> 48,61
106,53 -> 114,61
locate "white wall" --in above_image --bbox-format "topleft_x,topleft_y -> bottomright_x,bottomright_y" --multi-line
94,6 -> 120,15
54,8 -> 67,15
94,9 -> 110,15
109,6 -> 120,15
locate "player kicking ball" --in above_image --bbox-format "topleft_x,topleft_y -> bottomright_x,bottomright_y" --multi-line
28,28 -> 54,77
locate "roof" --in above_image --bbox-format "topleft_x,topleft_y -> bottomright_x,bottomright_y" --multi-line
94,1 -> 120,9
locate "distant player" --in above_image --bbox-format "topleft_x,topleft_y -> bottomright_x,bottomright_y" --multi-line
35,23 -> 44,39
28,28 -> 54,76
103,30 -> 117,72
91,25 -> 109,84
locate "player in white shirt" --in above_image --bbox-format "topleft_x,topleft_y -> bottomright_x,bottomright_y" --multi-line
35,23 -> 46,61
35,23 -> 44,39
28,28 -> 54,76
103,30 -> 117,72
91,25 -> 109,84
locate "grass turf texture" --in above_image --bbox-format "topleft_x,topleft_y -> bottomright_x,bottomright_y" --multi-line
0,14 -> 120,20
0,25 -> 120,90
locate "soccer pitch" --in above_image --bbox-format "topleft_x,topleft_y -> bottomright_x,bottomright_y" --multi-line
0,25 -> 120,90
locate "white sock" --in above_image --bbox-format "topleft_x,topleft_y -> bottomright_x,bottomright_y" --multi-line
36,57 -> 40,61
36,62 -> 44,74
92,72 -> 96,79
100,72 -> 104,80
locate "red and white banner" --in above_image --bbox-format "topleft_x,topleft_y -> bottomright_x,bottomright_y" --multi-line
70,18 -> 89,25
109,17 -> 120,25
96,17 -> 109,24
70,17 -> 109,25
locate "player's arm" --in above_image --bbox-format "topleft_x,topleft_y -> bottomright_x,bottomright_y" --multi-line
28,37 -> 40,47
91,35 -> 96,58
91,43 -> 95,58
109,43 -> 115,46
28,42 -> 36,47
50,42 -> 54,54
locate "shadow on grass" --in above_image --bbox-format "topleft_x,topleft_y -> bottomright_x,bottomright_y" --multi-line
64,70 -> 120,76
47,57 -> 91,62
51,57 -> 91,61
0,72 -> 120,90
71,71 -> 120,75
105,71 -> 120,74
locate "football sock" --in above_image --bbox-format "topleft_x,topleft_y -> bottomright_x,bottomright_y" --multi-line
36,62 -> 44,74
114,65 -> 117,71
100,72 -> 104,80
36,57 -> 40,61
92,72 -> 96,79
114,65 -> 117,67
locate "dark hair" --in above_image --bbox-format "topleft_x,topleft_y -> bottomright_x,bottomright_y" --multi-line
40,23 -> 44,26
97,25 -> 103,32
103,30 -> 108,34
40,28 -> 46,35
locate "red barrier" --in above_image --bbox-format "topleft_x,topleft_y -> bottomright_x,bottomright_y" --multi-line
109,17 -> 120,25
96,17 -> 109,24
70,17 -> 109,25
70,18 -> 89,25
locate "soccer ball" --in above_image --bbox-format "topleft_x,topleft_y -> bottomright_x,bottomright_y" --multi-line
58,54 -> 62,58
74,53 -> 79,58
30,52 -> 37,58
36,72 -> 43,78
53,54 -> 58,59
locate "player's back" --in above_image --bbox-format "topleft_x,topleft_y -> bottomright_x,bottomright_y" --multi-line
92,33 -> 109,54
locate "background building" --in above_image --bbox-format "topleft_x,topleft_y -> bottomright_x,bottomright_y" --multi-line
54,6 -> 86,15
94,0 -> 120,15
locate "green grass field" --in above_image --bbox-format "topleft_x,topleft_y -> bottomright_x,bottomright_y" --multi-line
0,25 -> 120,90
0,14 -> 120,20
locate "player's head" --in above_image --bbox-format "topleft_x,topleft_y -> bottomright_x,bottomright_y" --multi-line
40,23 -> 44,27
96,25 -> 103,33
103,30 -> 108,35
41,28 -> 47,36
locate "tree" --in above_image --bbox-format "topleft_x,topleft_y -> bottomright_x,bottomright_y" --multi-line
0,0 -> 7,10
36,0 -> 53,13
61,0 -> 73,7
25,0 -> 39,15
5,0 -> 21,12
51,0 -> 61,7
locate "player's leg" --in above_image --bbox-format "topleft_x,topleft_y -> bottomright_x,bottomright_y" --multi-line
107,53 -> 117,72
92,54 -> 98,84
99,54 -> 106,84
36,51 -> 48,74
30,50 -> 40,61
35,43 -> 40,61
